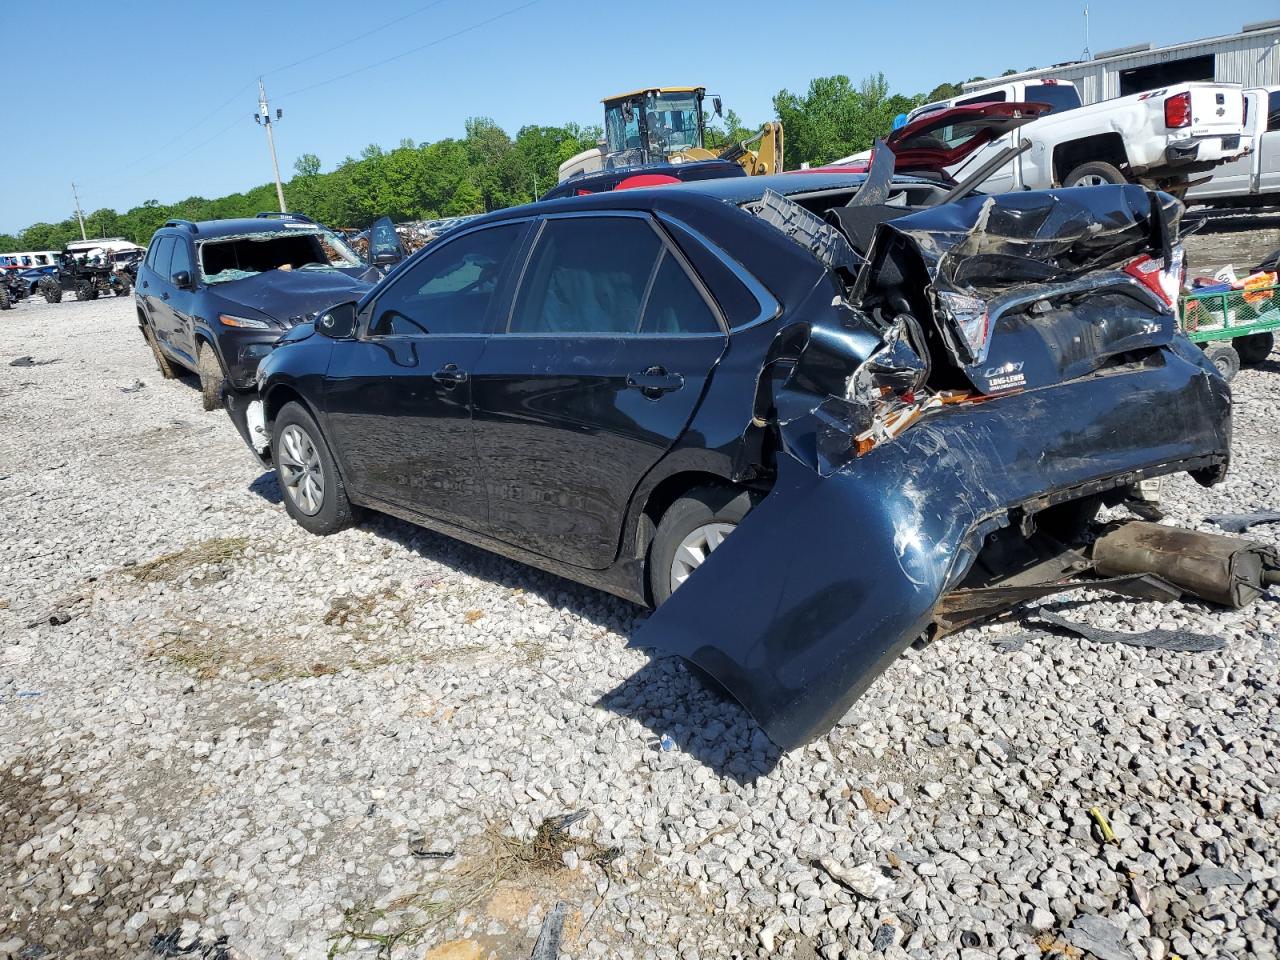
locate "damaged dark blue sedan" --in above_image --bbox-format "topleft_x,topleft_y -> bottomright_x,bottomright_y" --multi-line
226,166 -> 1231,750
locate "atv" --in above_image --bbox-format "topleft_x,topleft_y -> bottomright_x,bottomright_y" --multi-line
0,269 -> 26,310
38,247 -> 132,303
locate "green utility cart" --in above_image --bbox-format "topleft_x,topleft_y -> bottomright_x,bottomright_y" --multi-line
1178,283 -> 1280,380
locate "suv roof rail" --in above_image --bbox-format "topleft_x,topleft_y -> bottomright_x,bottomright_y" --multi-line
255,211 -> 316,224
163,219 -> 199,233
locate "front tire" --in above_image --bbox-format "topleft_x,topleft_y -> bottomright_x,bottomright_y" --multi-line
75,280 -> 97,301
39,278 -> 62,303
649,486 -> 754,606
1063,161 -> 1127,188
114,279 -> 132,296
196,342 -> 225,411
272,402 -> 355,536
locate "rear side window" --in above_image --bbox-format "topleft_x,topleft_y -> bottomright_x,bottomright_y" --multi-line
1023,83 -> 1081,114
1268,91 -> 1280,132
151,237 -> 176,279
509,216 -> 721,336
661,219 -> 760,329
510,217 -> 660,334
639,252 -> 719,334
145,237 -> 166,268
957,90 -> 1006,105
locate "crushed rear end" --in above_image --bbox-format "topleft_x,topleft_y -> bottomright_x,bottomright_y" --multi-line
633,177 -> 1231,750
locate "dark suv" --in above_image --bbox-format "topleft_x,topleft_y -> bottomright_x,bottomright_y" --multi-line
135,214 -> 372,409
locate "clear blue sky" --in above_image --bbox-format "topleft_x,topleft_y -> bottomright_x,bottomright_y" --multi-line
2,0 -> 1275,233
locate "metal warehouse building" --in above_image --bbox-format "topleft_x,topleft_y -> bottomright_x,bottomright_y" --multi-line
964,19 -> 1280,104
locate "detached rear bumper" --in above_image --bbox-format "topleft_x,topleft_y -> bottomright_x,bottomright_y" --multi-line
223,386 -> 272,468
632,348 -> 1231,750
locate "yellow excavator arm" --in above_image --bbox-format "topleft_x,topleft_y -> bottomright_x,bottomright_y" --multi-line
673,121 -> 784,176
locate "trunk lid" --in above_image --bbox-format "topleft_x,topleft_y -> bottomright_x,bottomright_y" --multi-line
883,102 -> 1051,173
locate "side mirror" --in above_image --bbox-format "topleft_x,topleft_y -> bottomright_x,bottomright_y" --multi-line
171,270 -> 191,289
316,301 -> 358,339
373,251 -> 400,266
713,96 -> 723,117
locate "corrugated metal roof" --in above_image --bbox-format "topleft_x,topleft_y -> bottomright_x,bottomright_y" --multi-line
963,24 -> 1280,101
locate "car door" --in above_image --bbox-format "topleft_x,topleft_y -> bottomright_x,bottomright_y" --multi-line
165,237 -> 198,365
469,212 -> 729,569
1258,90 -> 1280,196
142,236 -> 176,347
323,221 -> 529,532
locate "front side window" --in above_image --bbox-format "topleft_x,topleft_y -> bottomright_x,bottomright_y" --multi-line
509,216 -> 720,336
368,224 -> 523,337
1268,91 -> 1280,132
170,239 -> 193,278
957,91 -> 1007,106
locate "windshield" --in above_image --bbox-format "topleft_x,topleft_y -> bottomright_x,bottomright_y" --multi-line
199,230 -> 359,284
1023,83 -> 1081,114
604,90 -> 704,159
647,91 -> 703,152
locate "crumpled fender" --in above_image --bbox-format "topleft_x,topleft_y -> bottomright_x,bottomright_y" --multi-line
630,353 -> 1230,751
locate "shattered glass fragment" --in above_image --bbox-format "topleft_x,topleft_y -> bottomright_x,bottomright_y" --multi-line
1031,608 -> 1223,652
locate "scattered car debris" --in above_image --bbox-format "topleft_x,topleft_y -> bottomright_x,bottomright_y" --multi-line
8,355 -> 60,367
530,901 -> 567,960
407,834 -> 455,860
120,380 -> 147,394
1207,509 -> 1280,534
1031,608 -> 1222,652
1092,521 -> 1280,608
149,929 -> 232,959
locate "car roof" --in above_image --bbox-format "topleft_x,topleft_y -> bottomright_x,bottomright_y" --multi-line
471,171 -> 882,228
158,218 -> 324,240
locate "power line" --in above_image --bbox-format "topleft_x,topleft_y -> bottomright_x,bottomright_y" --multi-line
261,0 -> 455,79
278,0 -> 542,99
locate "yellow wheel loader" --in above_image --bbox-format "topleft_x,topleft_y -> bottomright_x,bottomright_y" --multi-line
556,86 -> 783,183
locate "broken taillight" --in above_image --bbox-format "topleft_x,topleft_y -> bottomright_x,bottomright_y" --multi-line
936,291 -> 991,364
1164,91 -> 1192,129
1123,245 -> 1183,311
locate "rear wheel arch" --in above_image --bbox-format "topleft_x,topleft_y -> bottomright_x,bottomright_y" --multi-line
1053,133 -> 1129,185
633,469 -> 761,599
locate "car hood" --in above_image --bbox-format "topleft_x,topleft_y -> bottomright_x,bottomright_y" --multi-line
212,268 -> 372,324
883,101 -> 1050,173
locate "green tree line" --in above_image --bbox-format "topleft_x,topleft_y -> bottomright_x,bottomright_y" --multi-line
0,72 -> 995,253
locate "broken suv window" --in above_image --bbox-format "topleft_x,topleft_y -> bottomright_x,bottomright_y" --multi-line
200,231 -> 361,284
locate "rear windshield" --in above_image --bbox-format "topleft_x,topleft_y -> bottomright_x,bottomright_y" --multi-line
198,230 -> 360,284
1024,83 -> 1081,114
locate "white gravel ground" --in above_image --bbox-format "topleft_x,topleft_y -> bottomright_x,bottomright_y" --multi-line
1,292 -> 1278,960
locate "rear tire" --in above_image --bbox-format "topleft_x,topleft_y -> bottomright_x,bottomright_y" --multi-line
272,402 -> 355,536
75,280 -> 96,301
114,279 -> 132,296
649,485 -> 754,606
0,286 -> 10,310
196,342 -> 225,411
1235,332 -> 1274,366
141,322 -> 178,379
39,278 -> 62,303
1063,161 -> 1127,188
1203,342 -> 1241,381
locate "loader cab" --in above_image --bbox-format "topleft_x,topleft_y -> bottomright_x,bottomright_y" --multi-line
602,87 -> 711,169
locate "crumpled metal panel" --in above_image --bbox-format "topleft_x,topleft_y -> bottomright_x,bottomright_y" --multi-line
631,351 -> 1230,750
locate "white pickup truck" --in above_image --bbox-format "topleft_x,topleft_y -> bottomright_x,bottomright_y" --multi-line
1185,86 -> 1280,208
847,78 -> 1248,196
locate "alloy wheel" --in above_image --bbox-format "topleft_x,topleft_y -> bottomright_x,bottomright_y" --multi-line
278,424 -> 325,516
669,522 -> 736,593
1077,174 -> 1109,187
